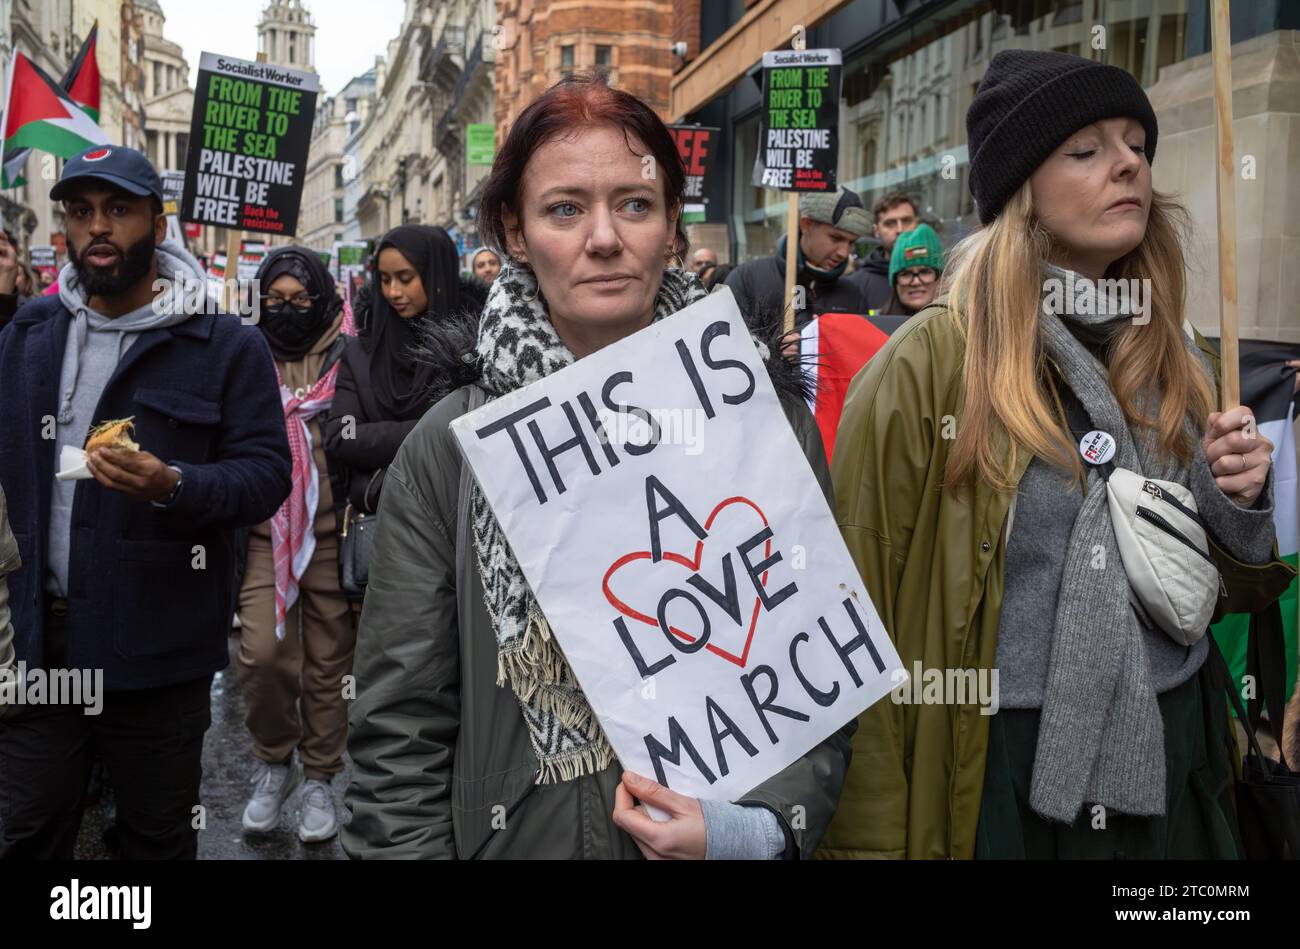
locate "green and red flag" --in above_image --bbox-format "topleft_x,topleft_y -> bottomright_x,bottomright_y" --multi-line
63,23 -> 102,122
1210,338 -> 1300,702
799,312 -> 910,463
2,25 -> 104,188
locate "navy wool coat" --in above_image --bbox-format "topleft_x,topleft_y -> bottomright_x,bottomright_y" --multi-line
0,295 -> 292,690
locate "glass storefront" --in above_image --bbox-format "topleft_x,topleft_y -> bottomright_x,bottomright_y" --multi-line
732,0 -> 1193,263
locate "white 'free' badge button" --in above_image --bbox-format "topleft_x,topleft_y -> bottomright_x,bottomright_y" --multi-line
1079,430 -> 1116,466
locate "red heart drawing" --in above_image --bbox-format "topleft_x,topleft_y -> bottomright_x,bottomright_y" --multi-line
601,496 -> 771,668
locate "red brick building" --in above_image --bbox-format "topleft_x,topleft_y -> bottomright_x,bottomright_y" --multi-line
495,0 -> 675,133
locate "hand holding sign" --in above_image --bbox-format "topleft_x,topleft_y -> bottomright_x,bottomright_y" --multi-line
611,771 -> 706,859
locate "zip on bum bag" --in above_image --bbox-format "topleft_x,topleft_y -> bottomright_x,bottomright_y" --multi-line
1061,384 -> 1220,647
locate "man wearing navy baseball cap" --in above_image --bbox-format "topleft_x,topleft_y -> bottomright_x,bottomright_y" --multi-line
0,144 -> 292,859
46,145 -> 168,302
51,144 -> 166,203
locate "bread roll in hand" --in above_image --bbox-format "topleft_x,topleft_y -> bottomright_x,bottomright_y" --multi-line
84,417 -> 139,454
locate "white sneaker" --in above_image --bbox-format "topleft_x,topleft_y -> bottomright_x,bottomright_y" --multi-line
242,757 -> 303,833
298,779 -> 338,843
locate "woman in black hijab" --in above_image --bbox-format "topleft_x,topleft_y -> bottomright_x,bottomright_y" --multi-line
238,245 -> 354,845
324,226 -> 485,579
256,246 -> 344,361
364,225 -> 458,419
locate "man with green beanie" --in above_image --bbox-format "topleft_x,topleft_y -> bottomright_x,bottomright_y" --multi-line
885,223 -> 944,316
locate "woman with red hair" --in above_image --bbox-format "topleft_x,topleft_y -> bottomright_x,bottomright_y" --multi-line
341,75 -> 853,860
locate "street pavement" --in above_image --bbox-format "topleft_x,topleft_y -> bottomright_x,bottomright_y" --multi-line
73,633 -> 350,859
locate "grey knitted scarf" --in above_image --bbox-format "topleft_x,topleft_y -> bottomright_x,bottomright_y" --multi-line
1031,267 -> 1211,823
471,261 -> 709,783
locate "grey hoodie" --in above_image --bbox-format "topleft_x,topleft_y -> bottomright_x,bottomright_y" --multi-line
46,241 -> 207,598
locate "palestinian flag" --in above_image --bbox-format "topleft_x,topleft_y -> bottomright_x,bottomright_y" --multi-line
64,24 -> 103,123
1,41 -> 107,189
799,312 -> 910,462
1209,337 -> 1300,703
3,25 -> 101,188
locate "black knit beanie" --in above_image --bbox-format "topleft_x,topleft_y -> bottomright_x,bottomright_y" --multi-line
966,50 -> 1158,224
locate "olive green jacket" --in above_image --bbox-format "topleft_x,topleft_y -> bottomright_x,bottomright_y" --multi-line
342,385 -> 855,859
817,302 -> 1296,859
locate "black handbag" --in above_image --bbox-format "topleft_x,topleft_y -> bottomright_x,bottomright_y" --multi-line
338,468 -> 386,601
1209,603 -> 1300,859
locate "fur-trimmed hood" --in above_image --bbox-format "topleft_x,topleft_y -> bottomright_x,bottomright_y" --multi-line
412,289 -> 813,406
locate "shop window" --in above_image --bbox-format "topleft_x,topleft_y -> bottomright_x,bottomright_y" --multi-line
1156,13 -> 1188,77
863,138 -> 877,176
1052,0 -> 1083,26
1107,17 -> 1151,84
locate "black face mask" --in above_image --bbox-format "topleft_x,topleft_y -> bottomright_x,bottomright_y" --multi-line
259,301 -> 333,356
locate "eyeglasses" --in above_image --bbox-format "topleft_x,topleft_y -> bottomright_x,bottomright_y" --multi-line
897,267 -> 938,286
262,292 -> 316,310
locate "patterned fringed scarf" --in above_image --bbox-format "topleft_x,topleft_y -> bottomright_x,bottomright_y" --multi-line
472,261 -> 708,783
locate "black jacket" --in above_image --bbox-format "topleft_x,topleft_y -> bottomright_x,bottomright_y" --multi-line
846,247 -> 893,316
724,247 -> 869,328
0,292 -> 28,331
323,337 -> 423,513
351,282 -> 373,335
323,276 -> 486,514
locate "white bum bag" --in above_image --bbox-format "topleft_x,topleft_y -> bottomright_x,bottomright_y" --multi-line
1073,417 -> 1221,647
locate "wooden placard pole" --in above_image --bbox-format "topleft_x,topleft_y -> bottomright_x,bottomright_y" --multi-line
223,228 -> 242,312
1211,0 -> 1239,410
222,51 -> 269,314
783,196 -> 799,335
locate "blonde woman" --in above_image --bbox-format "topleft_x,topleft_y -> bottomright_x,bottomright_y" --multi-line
820,50 -> 1295,859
